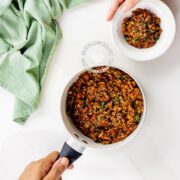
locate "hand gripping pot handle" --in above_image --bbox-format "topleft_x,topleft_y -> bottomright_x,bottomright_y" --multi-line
60,138 -> 85,165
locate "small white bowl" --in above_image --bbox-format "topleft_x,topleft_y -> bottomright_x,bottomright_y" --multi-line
112,0 -> 176,61
60,65 -> 146,151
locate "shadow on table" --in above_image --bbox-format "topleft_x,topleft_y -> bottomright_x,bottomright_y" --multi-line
121,135 -> 179,180
131,0 -> 180,78
0,129 -> 67,179
163,0 -> 178,16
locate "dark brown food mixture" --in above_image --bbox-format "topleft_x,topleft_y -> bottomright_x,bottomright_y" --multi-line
122,8 -> 162,48
66,67 -> 144,144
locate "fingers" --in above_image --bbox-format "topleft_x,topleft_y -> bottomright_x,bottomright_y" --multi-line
68,164 -> 74,170
43,157 -> 69,180
19,152 -> 71,180
43,152 -> 73,170
38,151 -> 59,163
121,0 -> 139,12
107,0 -> 124,21
107,0 -> 140,21
45,151 -> 59,163
19,161 -> 37,180
38,151 -> 59,178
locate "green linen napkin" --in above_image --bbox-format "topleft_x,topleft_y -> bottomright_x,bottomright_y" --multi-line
0,0 -> 87,124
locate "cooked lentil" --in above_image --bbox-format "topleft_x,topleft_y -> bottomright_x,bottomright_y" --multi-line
122,8 -> 162,48
66,67 -> 144,144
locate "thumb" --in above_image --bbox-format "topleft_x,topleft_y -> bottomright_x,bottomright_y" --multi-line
43,157 -> 69,180
121,0 -> 139,12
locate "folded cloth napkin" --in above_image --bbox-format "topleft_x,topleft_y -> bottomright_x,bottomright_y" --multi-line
0,0 -> 87,123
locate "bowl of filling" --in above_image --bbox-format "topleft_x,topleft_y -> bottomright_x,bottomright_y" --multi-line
112,0 -> 176,61
60,66 -> 146,157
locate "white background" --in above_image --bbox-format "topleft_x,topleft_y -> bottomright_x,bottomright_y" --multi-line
0,0 -> 180,179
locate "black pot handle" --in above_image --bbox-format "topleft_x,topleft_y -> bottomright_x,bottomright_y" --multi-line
60,139 -> 85,165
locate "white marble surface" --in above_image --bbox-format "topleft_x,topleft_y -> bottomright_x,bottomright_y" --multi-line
0,0 -> 180,179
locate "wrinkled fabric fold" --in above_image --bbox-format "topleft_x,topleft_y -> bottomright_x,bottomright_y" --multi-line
0,0 -> 87,123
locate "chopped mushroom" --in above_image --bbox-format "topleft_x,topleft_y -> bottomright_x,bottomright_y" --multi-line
66,67 -> 144,144
122,8 -> 162,48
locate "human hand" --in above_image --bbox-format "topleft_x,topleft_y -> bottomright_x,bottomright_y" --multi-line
107,0 -> 139,21
19,151 -> 73,180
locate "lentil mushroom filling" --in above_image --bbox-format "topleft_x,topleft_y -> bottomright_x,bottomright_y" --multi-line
66,67 -> 144,144
122,8 -> 162,48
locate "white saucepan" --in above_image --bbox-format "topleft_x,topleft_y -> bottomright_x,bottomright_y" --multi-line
59,65 -> 146,164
